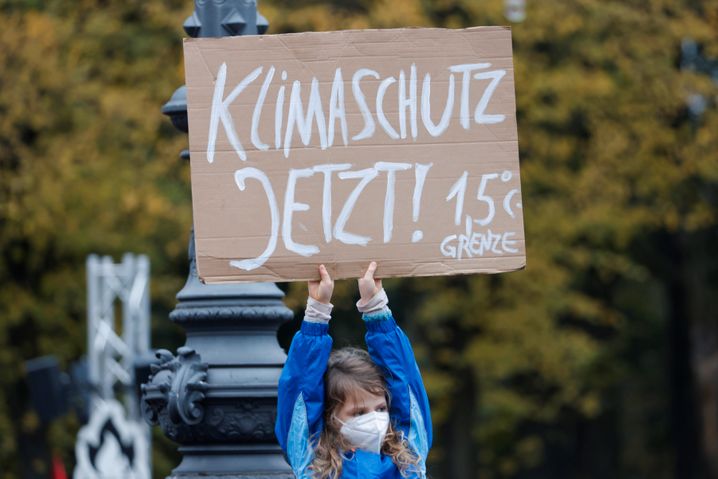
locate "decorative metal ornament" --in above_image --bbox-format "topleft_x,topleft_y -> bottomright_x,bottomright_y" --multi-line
141,234 -> 294,477
181,0 -> 263,38
142,347 -> 209,428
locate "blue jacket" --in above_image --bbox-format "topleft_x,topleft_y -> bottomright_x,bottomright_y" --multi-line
275,309 -> 433,478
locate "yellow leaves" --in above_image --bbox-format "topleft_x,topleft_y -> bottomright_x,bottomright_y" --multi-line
21,411 -> 39,434
419,369 -> 454,423
482,435 -> 545,476
23,11 -> 60,50
683,202 -> 715,231
0,1 -> 713,477
366,0 -> 429,29
141,1 -> 192,32
264,0 -> 431,33
552,12 -> 584,38
0,399 -> 16,459
578,393 -> 601,417
481,388 -> 533,422
264,4 -> 357,33
515,435 -> 544,466
468,309 -> 598,389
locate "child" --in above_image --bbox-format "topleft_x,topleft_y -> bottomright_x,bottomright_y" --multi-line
275,262 -> 432,478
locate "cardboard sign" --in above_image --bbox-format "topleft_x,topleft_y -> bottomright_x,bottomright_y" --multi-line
184,26 -> 525,283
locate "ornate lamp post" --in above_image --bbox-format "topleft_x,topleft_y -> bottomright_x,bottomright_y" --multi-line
141,1 -> 294,478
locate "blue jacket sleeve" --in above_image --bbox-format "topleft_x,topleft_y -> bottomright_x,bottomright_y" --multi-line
275,321 -> 332,477
364,309 -> 433,461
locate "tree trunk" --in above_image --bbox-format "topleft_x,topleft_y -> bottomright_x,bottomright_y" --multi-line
681,231 -> 718,479
443,367 -> 478,479
667,233 -> 702,479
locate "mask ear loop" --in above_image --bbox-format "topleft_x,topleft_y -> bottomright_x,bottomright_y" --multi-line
331,411 -> 347,429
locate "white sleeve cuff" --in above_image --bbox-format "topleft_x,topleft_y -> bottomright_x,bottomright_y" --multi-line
356,288 -> 389,314
304,297 -> 333,324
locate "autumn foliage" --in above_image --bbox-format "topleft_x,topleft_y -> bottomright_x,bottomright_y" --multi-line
0,1 -> 716,478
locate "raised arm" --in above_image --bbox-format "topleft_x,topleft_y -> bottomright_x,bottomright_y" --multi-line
275,265 -> 334,476
358,263 -> 433,463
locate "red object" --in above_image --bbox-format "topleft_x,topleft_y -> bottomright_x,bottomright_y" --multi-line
51,454 -> 68,479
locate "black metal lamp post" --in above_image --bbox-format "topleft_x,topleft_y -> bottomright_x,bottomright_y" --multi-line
141,1 -> 294,477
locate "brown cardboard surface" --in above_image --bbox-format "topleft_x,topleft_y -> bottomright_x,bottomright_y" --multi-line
184,26 -> 525,283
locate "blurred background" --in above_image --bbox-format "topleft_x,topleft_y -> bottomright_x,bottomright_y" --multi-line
0,0 -> 716,478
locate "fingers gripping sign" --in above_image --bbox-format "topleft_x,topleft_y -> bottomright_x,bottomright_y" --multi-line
358,261 -> 382,306
308,264 -> 334,304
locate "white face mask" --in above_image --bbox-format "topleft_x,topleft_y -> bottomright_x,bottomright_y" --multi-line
338,411 -> 390,454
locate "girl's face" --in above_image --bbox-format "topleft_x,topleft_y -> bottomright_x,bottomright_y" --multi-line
335,388 -> 387,424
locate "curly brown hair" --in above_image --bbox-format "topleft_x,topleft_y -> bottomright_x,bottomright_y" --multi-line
310,347 -> 420,479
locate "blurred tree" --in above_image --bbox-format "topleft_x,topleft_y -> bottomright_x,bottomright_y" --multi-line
0,0 -> 716,478
0,1 -> 191,477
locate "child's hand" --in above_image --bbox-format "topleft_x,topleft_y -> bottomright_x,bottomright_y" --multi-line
358,261 -> 382,305
308,264 -> 334,304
